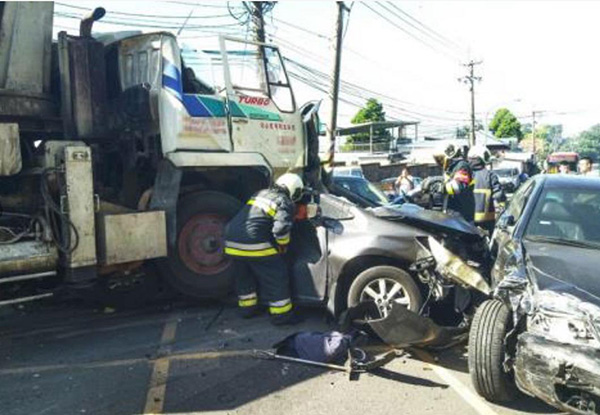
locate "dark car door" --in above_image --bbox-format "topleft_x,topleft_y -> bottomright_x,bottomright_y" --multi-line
491,179 -> 538,283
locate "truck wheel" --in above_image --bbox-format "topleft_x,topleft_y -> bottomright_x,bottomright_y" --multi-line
159,191 -> 241,299
468,299 -> 518,402
347,266 -> 422,317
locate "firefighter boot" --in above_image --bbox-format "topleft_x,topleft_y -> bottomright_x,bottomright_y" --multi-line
271,309 -> 304,326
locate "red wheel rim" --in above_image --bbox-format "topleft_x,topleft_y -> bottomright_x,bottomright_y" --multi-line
178,213 -> 231,275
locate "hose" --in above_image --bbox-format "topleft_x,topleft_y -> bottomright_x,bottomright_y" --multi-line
41,168 -> 80,254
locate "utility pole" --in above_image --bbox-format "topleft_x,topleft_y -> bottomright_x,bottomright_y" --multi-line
459,60 -> 482,147
326,1 -> 347,168
250,2 -> 266,43
532,110 -> 537,155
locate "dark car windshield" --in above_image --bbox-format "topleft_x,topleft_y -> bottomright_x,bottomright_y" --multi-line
333,177 -> 389,206
525,187 -> 600,248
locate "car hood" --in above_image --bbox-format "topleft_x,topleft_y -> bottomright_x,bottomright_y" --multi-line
372,203 -> 484,238
523,240 -> 600,306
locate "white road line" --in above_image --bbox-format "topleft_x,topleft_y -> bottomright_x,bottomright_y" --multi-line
413,349 -> 500,415
144,319 -> 178,415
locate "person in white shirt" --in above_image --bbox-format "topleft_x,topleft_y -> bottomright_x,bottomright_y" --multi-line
578,157 -> 597,176
395,168 -> 414,194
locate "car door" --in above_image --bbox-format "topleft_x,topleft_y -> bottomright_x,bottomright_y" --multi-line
492,179 -> 537,281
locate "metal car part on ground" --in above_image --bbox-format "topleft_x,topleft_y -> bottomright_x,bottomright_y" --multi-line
469,174 -> 600,414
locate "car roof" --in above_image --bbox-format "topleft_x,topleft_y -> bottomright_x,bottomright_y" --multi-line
535,174 -> 600,190
332,175 -> 366,181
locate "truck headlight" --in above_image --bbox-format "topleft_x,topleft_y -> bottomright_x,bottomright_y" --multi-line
528,291 -> 600,348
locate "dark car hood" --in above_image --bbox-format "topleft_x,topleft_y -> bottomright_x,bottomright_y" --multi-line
523,240 -> 600,306
372,204 -> 484,238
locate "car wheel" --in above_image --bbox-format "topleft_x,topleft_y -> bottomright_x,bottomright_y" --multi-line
158,191 -> 241,299
468,299 -> 518,402
347,266 -> 422,317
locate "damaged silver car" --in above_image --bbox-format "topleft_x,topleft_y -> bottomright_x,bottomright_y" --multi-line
469,175 -> 600,414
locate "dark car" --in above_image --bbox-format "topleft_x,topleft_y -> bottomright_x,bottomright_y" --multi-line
288,193 -> 491,338
468,175 -> 600,413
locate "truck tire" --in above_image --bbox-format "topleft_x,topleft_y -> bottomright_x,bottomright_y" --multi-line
159,191 -> 241,299
347,266 -> 422,317
468,299 -> 518,402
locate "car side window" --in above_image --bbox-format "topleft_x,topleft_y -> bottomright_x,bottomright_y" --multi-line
505,179 -> 535,222
319,195 -> 355,220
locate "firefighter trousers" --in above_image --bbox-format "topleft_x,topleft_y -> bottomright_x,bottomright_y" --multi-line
234,255 -> 293,315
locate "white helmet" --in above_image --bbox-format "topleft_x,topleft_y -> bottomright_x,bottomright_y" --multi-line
469,145 -> 492,163
276,173 -> 304,201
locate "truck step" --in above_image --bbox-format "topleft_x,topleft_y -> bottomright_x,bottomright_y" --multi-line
0,292 -> 54,307
0,271 -> 57,285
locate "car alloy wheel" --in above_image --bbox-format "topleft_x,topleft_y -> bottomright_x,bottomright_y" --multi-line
359,277 -> 411,317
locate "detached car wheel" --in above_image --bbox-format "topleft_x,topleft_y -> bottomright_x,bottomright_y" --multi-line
347,266 -> 422,316
158,191 -> 241,299
468,299 -> 518,402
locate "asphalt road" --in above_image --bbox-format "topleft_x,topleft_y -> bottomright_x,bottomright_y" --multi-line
0,299 -> 562,415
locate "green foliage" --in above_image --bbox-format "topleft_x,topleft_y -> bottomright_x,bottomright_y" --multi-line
351,98 -> 386,124
488,108 -> 523,140
349,98 -> 389,144
570,124 -> 600,160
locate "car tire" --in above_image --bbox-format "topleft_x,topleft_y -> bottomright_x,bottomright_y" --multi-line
468,299 -> 518,402
158,191 -> 241,299
347,266 -> 422,315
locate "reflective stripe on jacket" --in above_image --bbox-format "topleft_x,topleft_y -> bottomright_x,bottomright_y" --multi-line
472,164 -> 506,224
224,187 -> 294,258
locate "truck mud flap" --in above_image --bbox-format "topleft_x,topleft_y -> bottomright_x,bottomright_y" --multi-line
348,302 -> 466,348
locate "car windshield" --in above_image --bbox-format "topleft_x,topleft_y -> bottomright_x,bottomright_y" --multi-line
335,178 -> 390,206
494,168 -> 517,177
525,187 -> 600,248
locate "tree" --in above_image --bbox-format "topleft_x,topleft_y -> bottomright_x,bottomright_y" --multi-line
488,108 -> 523,140
348,98 -> 389,144
351,98 -> 386,124
571,124 -> 600,160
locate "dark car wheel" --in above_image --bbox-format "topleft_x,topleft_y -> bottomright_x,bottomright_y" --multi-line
347,266 -> 422,317
158,191 -> 241,299
468,299 -> 518,402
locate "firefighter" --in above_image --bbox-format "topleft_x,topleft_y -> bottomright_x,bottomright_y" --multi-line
431,142 -> 475,222
468,145 -> 506,234
224,173 -> 304,325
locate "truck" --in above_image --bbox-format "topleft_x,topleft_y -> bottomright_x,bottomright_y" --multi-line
0,3 -> 320,306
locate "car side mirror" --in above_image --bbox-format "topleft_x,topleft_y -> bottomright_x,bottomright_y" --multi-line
321,217 -> 344,235
498,214 -> 515,230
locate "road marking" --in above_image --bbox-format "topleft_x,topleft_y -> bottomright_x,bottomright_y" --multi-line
413,349 -> 499,415
143,319 -> 178,415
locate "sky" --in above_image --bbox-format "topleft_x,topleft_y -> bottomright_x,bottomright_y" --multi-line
52,1 -> 600,138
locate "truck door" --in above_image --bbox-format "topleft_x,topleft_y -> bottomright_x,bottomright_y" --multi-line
220,37 -> 304,177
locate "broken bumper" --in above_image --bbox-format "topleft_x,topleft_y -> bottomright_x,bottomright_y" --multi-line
515,332 -> 600,414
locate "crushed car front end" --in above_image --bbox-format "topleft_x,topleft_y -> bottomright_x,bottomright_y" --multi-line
514,290 -> 600,414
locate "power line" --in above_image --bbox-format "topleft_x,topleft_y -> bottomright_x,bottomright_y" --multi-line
385,2 -> 463,51
362,2 -> 461,62
55,2 -> 232,19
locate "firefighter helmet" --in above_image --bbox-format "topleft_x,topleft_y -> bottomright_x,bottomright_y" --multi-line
469,145 -> 492,164
276,173 -> 304,201
433,141 -> 463,167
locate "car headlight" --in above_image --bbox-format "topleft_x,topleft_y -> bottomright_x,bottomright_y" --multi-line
528,291 -> 600,348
